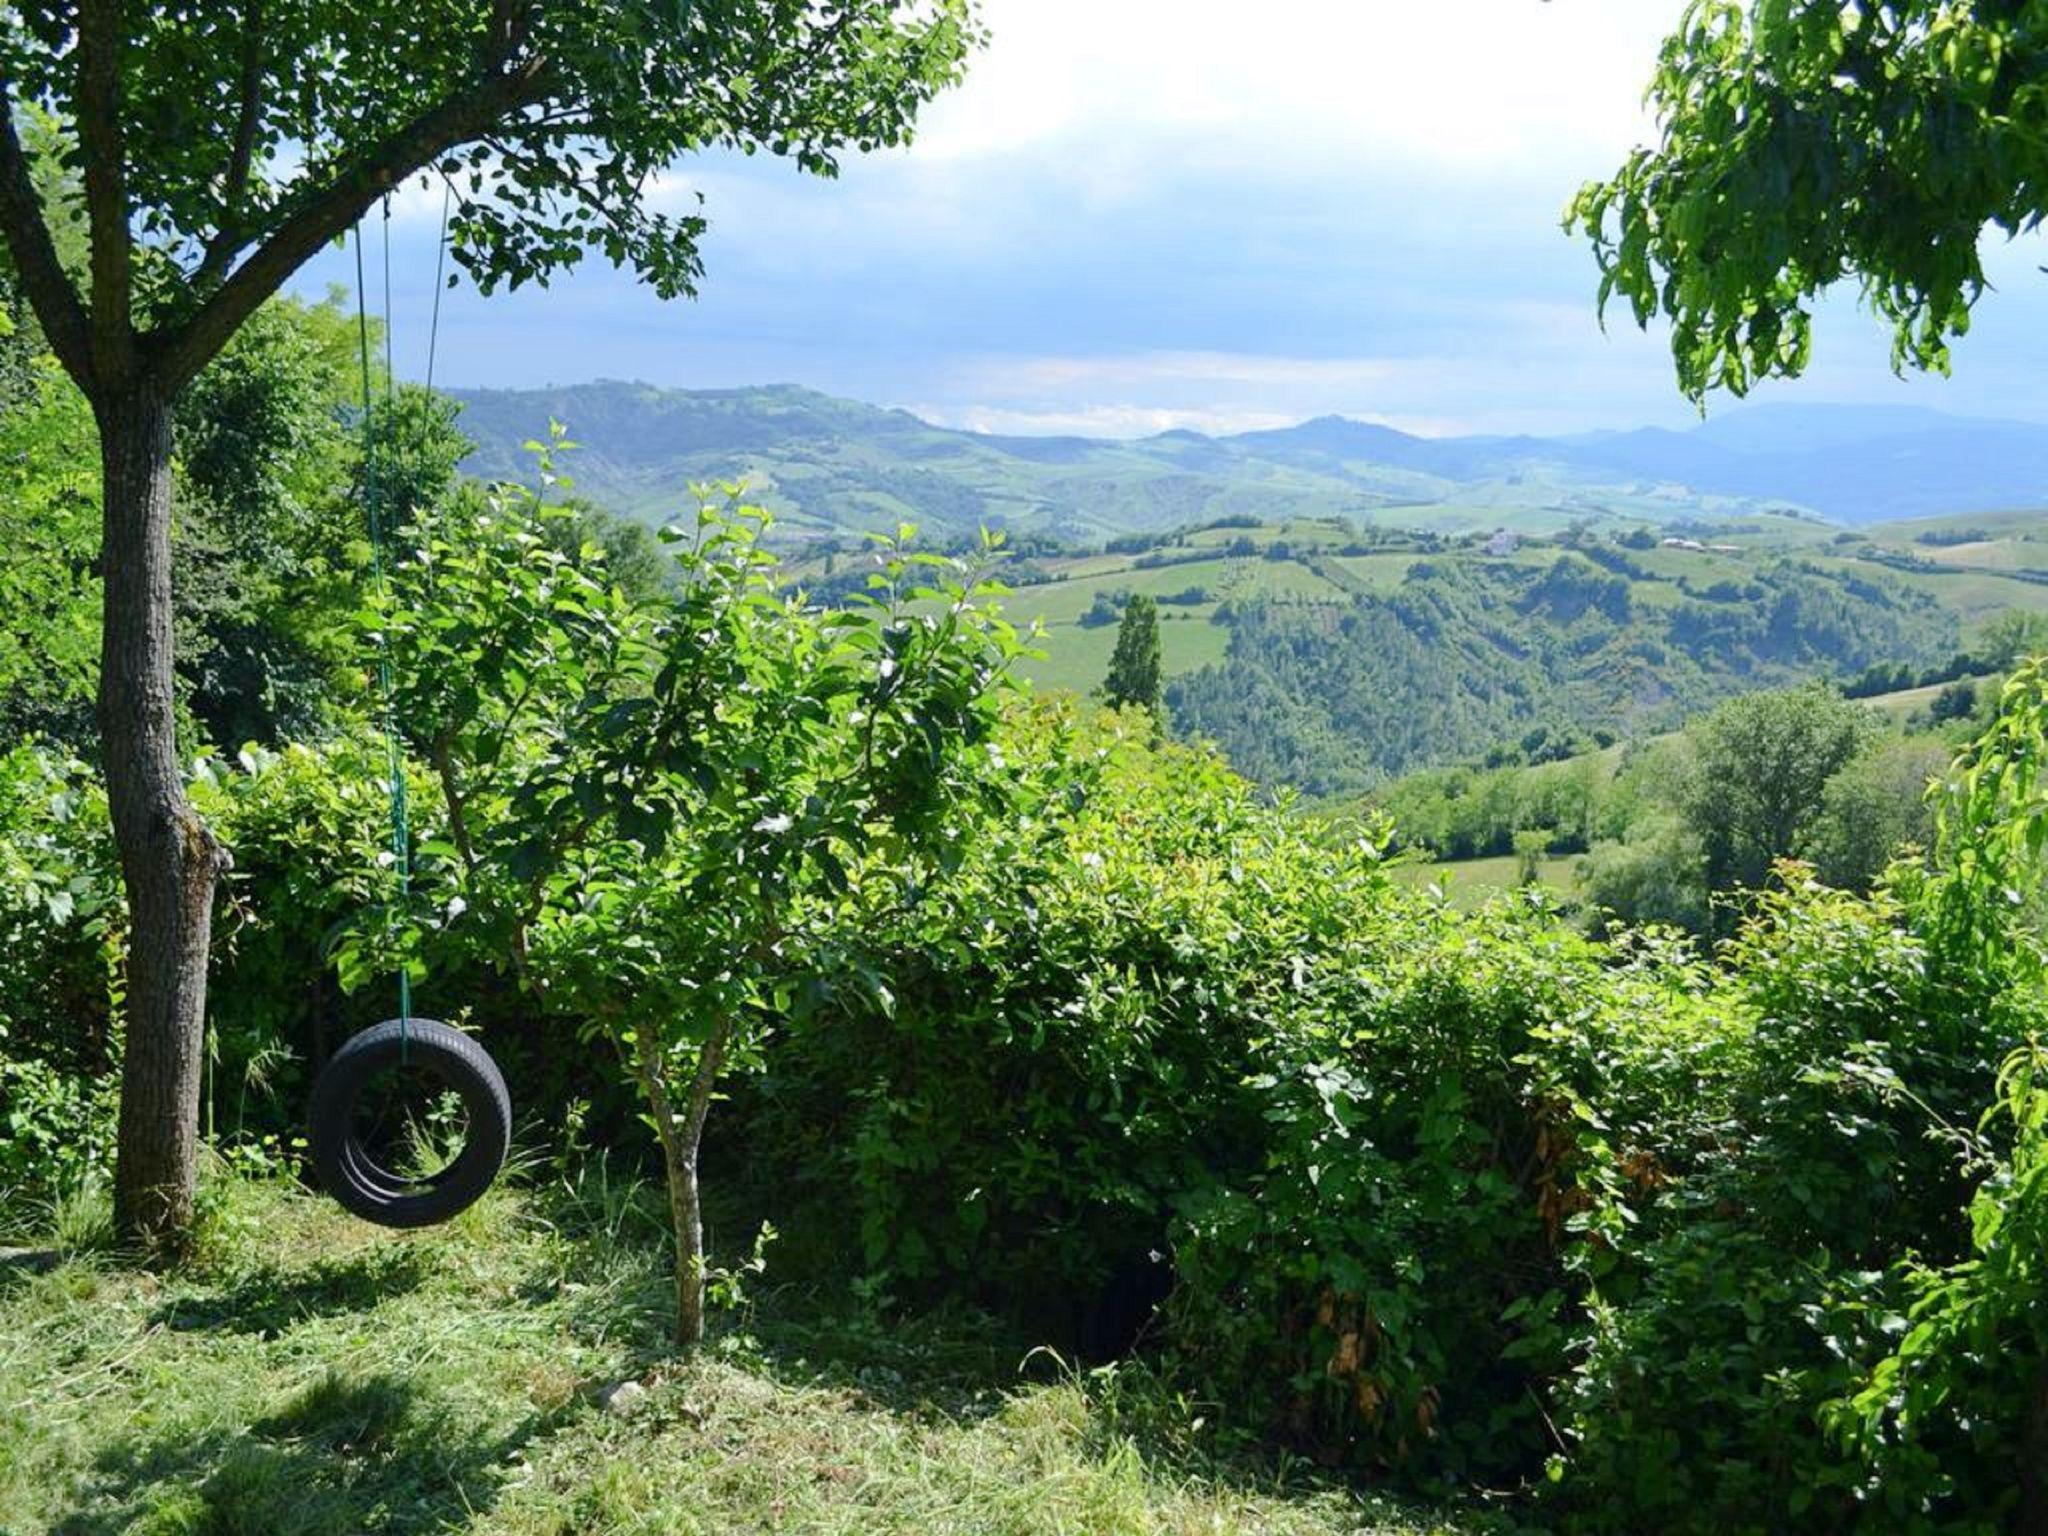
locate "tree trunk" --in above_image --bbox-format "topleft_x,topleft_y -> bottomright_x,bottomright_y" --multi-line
2020,1357 -> 2048,1536
635,1017 -> 730,1348
97,384 -> 225,1257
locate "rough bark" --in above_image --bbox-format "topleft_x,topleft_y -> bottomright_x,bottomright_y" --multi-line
635,1017 -> 731,1347
2021,1357 -> 2048,1536
99,386 -> 227,1255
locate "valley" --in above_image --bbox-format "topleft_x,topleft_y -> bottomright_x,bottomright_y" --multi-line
453,381 -> 2048,800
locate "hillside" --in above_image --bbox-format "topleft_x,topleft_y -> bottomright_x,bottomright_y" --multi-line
986,509 -> 2048,795
451,384 -> 2048,796
1156,539 -> 1956,795
451,382 -> 2048,537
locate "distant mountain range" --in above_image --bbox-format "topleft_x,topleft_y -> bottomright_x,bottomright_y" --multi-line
449,381 -> 2048,540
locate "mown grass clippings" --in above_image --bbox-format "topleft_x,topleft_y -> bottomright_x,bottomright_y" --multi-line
0,1174 -> 1465,1536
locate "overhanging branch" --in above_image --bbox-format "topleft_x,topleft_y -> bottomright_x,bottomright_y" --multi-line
193,3 -> 268,292
0,94 -> 92,387
157,59 -> 550,391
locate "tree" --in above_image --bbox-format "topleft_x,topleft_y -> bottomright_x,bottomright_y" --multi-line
0,0 -> 981,1252
1929,678 -> 1980,726
364,479 -> 1022,1344
1102,593 -> 1163,714
1579,813 -> 1711,935
0,353 -> 98,744
1570,1 -> 2048,399
1809,736 -> 1950,894
1678,684 -> 1872,901
1980,609 -> 2048,671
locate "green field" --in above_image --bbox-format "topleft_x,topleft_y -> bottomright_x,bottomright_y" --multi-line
1003,539 -> 1361,693
998,508 -> 2048,712
1390,853 -> 1586,910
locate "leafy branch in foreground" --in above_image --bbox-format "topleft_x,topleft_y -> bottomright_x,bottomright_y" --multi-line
1569,1 -> 2048,398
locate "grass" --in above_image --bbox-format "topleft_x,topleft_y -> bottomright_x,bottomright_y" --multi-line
1020,613 -> 1232,696
1390,854 -> 1584,912
0,1173 -> 1463,1536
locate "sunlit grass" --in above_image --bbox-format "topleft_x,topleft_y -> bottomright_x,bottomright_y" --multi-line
0,1175 -> 1463,1535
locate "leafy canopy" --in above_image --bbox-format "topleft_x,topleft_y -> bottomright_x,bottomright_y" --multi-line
0,1 -> 981,386
1677,681 -> 1872,900
1569,0 -> 2048,397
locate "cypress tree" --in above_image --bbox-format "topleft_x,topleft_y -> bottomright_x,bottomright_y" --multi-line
1103,594 -> 1163,714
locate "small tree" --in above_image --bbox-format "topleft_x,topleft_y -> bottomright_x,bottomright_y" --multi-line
1677,684 -> 1872,902
1980,610 -> 2048,672
1103,593 -> 1163,714
0,1 -> 982,1251
1511,828 -> 1551,888
369,484 -> 1024,1344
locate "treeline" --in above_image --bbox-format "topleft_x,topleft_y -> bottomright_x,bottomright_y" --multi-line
1367,673 -> 2031,936
1167,550 -> 1957,796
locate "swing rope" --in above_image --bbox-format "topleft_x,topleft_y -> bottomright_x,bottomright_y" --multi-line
354,201 -> 413,1046
426,179 -> 452,391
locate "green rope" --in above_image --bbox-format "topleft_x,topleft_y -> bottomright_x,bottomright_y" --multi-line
354,216 -> 413,1044
426,178 -> 452,391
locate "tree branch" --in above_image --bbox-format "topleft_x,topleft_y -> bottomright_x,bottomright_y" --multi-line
681,1016 -> 729,1154
193,2 -> 267,292
156,56 -> 551,391
0,92 -> 92,386
76,0 -> 134,382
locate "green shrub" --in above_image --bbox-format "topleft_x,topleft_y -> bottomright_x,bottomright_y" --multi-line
1170,906 -> 1705,1486
1826,1045 -> 2048,1534
751,674 -> 2048,1529
1545,872 -> 2012,1531
0,1054 -> 115,1215
0,744 -> 120,1210
750,703 -> 1313,1317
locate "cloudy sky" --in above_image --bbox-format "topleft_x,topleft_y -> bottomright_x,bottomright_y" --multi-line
296,0 -> 2048,438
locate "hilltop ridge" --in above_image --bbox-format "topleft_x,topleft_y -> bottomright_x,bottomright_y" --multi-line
449,380 -> 2048,538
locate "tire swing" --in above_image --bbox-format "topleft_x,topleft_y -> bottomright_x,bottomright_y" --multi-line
308,197 -> 511,1230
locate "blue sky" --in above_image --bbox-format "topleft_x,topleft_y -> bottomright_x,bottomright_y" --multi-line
296,0 -> 2048,438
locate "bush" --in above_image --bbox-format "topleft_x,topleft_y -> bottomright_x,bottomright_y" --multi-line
1171,909 -> 1711,1486
747,704 -> 1314,1322
1546,871 -> 2015,1530
1827,1045 -> 2048,1533
747,676 -> 2048,1530
1578,813 -> 1710,934
0,745 -> 121,1210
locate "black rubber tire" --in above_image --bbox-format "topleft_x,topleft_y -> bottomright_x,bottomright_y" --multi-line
309,1018 -> 511,1230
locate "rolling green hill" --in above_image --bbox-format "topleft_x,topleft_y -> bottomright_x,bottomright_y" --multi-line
986,512 -> 2048,796
450,383 -> 2048,797
449,381 -> 1825,544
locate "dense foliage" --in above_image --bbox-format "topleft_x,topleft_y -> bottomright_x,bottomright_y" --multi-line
1168,551 -> 1952,795
1572,0 -> 2048,397
7,564 -> 2048,1529
1362,670 -> 2001,936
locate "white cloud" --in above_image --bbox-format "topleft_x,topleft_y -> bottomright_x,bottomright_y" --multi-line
915,0 -> 1684,179
957,351 -> 1402,393
914,402 -> 1304,437
915,331 -> 1699,438
294,0 -> 2048,439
